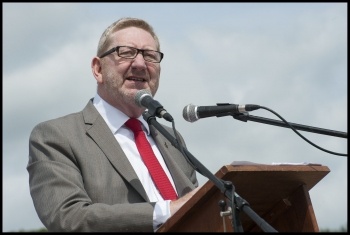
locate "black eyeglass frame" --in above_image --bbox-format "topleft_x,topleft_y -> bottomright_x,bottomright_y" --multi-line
98,46 -> 164,63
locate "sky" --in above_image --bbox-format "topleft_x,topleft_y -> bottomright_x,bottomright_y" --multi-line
3,2 -> 347,232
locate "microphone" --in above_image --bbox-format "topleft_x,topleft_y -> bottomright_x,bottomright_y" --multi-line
183,103 -> 260,122
135,89 -> 174,122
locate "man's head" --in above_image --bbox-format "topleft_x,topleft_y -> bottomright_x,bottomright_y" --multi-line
91,17 -> 162,118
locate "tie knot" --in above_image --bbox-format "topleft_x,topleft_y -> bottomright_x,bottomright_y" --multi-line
125,118 -> 143,133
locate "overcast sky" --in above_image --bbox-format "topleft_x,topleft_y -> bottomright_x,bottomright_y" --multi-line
3,2 -> 347,232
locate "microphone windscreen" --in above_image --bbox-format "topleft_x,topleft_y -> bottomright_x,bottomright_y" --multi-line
182,104 -> 197,122
135,89 -> 152,107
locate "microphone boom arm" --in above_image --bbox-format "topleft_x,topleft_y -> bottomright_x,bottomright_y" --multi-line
232,113 -> 347,139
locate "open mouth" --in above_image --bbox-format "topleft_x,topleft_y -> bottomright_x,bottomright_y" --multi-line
126,77 -> 146,82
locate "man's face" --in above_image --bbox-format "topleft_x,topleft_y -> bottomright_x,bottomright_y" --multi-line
99,26 -> 161,110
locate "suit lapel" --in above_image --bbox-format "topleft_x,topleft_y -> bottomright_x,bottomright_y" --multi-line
150,125 -> 196,197
82,100 -> 149,201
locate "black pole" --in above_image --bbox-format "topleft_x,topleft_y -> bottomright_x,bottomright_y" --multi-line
142,111 -> 278,232
232,113 -> 347,138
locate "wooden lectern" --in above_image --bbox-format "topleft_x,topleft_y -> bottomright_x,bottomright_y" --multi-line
157,164 -> 330,232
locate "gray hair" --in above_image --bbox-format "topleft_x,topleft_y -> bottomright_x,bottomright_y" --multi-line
97,17 -> 160,56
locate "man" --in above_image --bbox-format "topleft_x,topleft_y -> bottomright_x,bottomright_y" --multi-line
27,17 -> 199,232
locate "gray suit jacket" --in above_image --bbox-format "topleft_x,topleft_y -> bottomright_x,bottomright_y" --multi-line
27,99 -> 198,232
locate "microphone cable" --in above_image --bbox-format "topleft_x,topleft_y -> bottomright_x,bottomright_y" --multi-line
169,118 -> 205,176
256,106 -> 347,157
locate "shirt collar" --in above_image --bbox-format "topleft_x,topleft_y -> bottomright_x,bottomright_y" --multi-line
92,93 -> 151,135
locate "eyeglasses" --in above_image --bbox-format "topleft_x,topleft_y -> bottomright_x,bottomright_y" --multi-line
99,46 -> 164,63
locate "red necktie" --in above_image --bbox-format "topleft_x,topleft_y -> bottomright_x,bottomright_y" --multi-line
125,118 -> 178,200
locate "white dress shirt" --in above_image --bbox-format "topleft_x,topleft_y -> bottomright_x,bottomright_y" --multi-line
93,94 -> 175,230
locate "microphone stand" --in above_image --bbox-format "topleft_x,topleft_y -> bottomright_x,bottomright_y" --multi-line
142,111 -> 278,232
231,112 -> 347,138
